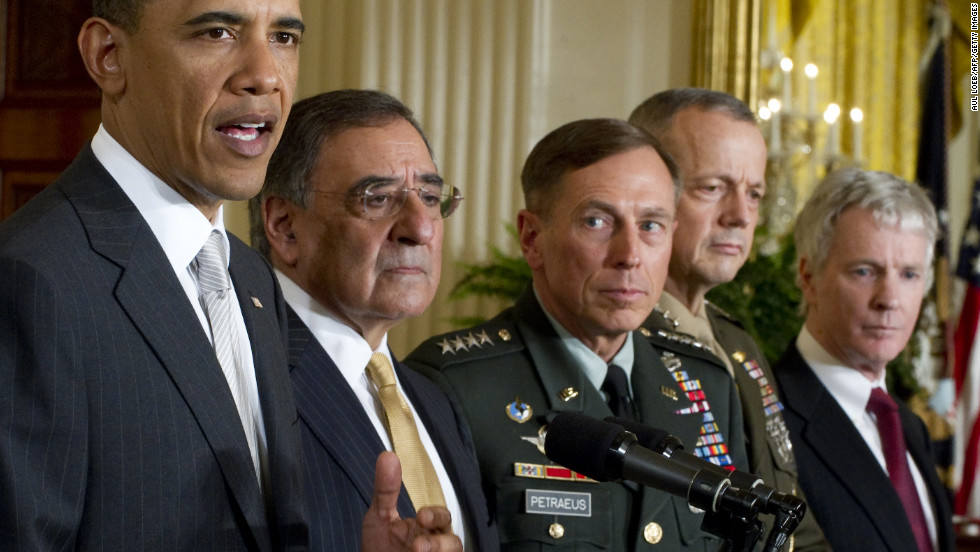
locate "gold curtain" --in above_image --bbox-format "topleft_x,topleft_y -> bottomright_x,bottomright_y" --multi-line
693,0 -> 931,198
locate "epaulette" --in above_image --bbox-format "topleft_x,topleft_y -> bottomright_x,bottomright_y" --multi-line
650,306 -> 681,329
412,320 -> 525,367
646,327 -> 715,355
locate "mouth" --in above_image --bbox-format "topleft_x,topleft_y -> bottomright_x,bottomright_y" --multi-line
710,241 -> 744,255
602,288 -> 647,302
215,115 -> 278,157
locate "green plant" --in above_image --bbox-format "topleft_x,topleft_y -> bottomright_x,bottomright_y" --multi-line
448,225 -> 530,326
705,231 -> 804,364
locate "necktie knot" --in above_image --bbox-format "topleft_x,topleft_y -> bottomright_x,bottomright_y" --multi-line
867,387 -> 898,418
194,231 -> 231,294
366,352 -> 397,388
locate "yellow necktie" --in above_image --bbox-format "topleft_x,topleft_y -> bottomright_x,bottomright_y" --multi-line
366,352 -> 447,510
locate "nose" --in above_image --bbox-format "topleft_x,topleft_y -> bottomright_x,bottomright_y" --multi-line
231,34 -> 283,96
611,226 -> 642,269
719,189 -> 752,228
391,192 -> 437,246
872,277 -> 900,310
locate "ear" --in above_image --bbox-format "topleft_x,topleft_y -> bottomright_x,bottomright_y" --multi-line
517,209 -> 544,271
78,17 -> 126,96
263,196 -> 301,267
798,256 -> 816,305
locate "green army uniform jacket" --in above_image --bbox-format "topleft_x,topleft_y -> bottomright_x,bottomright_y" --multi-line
645,302 -> 830,552
405,287 -> 748,551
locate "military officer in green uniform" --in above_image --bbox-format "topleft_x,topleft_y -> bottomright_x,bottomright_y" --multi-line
629,88 -> 830,551
406,118 -> 749,551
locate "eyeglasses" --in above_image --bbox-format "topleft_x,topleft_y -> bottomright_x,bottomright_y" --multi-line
313,180 -> 464,220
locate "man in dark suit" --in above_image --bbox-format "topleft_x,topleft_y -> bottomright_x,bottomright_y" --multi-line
773,167 -> 955,552
629,88 -> 830,550
250,89 -> 497,552
0,2 -> 457,550
406,118 -> 749,551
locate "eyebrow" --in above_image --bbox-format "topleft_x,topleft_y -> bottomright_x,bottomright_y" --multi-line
348,172 -> 444,193
583,199 -> 672,220
184,11 -> 306,33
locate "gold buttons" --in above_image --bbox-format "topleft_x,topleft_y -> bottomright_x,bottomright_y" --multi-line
643,522 -> 663,544
638,327 -> 651,337
549,522 -> 565,539
498,329 -> 512,341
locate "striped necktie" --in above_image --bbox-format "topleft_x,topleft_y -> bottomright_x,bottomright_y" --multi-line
194,230 -> 261,483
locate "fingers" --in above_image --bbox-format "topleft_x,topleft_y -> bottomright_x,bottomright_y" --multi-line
411,534 -> 463,552
371,450 -> 403,518
414,506 -> 454,533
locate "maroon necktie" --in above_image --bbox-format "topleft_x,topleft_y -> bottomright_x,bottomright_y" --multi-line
866,387 -> 932,552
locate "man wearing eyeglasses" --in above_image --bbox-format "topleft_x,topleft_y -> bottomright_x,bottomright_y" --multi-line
249,89 -> 496,552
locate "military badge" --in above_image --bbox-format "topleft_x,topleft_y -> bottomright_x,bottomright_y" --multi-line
507,397 -> 533,423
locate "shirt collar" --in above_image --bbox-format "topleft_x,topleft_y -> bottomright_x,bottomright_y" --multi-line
533,288 -> 635,391
796,325 -> 886,422
276,270 -> 391,377
91,125 -> 227,272
657,292 -> 710,335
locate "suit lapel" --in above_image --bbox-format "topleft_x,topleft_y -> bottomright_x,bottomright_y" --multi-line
779,344 -> 915,550
901,402 -> 955,551
397,359 -> 492,546
285,308 -> 415,517
66,148 -> 268,547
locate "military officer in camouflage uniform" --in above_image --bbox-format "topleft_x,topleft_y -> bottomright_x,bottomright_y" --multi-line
629,88 -> 830,551
406,118 -> 749,551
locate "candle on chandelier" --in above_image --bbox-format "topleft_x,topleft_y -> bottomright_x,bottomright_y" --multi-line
768,98 -> 783,152
780,57 -> 794,112
805,63 -> 818,118
824,103 -> 841,157
850,108 -> 863,162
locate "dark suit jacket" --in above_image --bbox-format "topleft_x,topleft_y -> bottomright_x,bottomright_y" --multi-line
774,342 -> 955,552
286,307 -> 498,551
0,146 -> 307,550
405,286 -> 746,551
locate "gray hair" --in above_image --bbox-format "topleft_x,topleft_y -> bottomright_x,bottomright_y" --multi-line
794,167 -> 939,292
248,89 -> 432,259
628,87 -> 757,140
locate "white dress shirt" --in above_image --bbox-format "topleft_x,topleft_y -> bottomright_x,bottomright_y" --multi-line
277,271 -> 470,549
90,125 -> 269,478
796,326 -> 938,548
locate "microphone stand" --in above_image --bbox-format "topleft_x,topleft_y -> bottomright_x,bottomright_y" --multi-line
700,500 -> 764,552
656,435 -> 804,552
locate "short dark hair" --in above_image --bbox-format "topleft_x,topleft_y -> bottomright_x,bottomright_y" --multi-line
249,89 -> 433,259
93,0 -> 145,32
628,87 -> 757,140
520,118 -> 680,215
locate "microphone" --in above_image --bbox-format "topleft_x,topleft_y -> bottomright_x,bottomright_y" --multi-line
606,417 -> 807,552
605,417 -> 807,520
544,412 -> 759,518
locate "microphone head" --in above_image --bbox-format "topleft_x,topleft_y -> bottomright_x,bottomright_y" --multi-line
605,417 -> 674,452
544,412 -> 628,482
